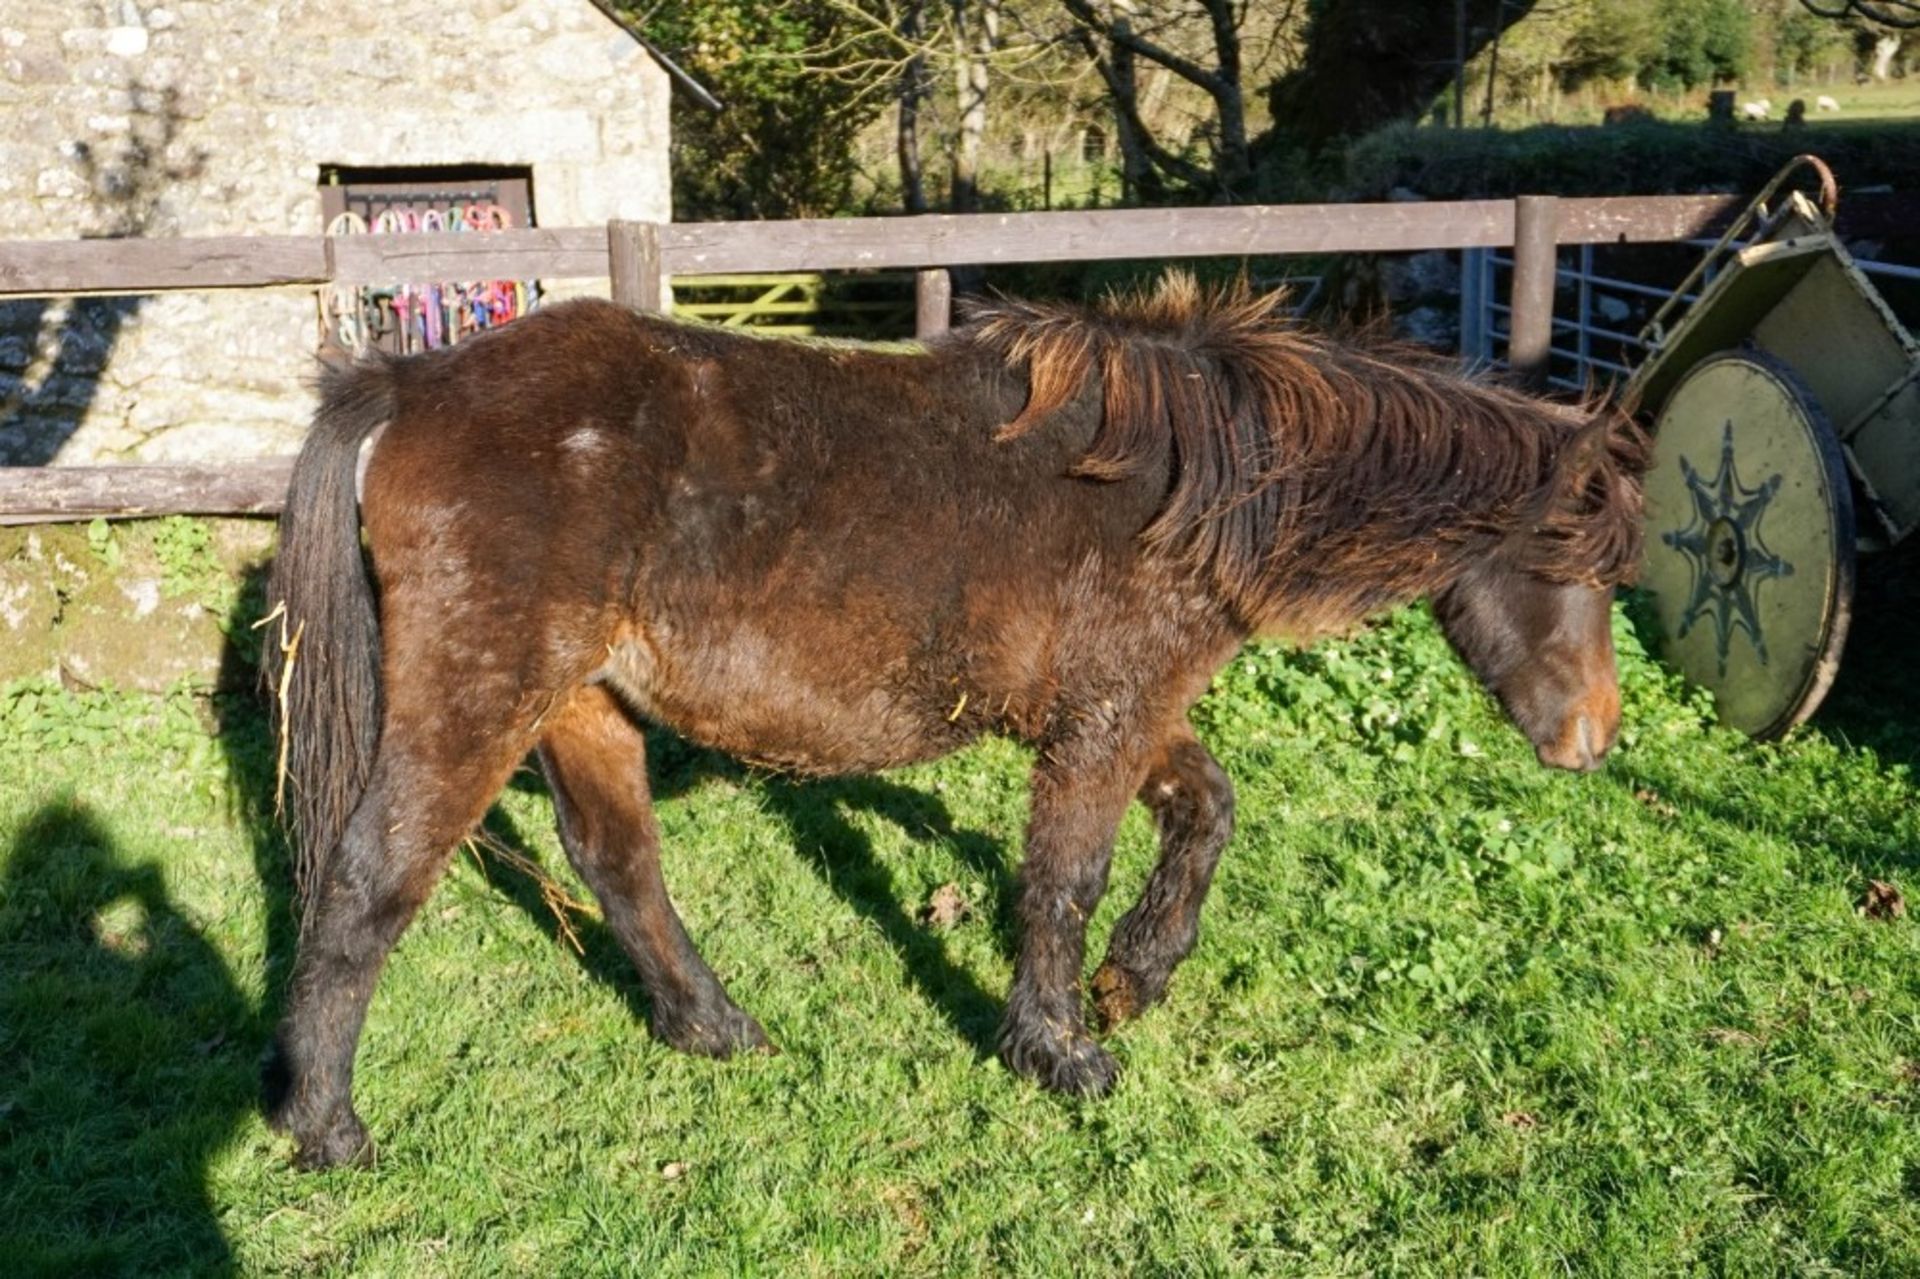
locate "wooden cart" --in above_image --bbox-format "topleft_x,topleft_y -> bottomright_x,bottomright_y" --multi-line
1625,155 -> 1920,736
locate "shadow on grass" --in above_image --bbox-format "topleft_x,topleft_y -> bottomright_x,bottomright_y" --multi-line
758,771 -> 1013,1055
1807,545 -> 1920,773
0,799 -> 260,1277
1796,547 -> 1920,880
487,730 -> 1018,1058
0,563 -> 297,1276
212,560 -> 301,1049
1616,549 -> 1920,883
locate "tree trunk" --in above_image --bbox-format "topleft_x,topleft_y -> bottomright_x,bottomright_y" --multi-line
1453,0 -> 1467,127
1873,34 -> 1902,82
1481,0 -> 1506,126
1108,28 -> 1157,202
949,0 -> 997,213
898,0 -> 930,213
1200,0 -> 1249,194
1061,0 -> 1239,200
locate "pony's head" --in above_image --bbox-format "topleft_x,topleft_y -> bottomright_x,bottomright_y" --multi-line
1433,408 -> 1648,773
1434,566 -> 1621,772
966,275 -> 1651,773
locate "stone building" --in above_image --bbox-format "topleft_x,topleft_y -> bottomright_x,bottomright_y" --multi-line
0,0 -> 673,464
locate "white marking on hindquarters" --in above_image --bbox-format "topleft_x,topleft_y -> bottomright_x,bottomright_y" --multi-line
561,427 -> 605,460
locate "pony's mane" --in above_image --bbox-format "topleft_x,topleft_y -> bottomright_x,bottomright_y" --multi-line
961,273 -> 1648,631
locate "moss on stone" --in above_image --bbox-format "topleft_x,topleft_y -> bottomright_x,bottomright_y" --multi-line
0,518 -> 273,691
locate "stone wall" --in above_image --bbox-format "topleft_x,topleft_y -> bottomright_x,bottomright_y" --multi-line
0,517 -> 272,691
0,0 -> 671,465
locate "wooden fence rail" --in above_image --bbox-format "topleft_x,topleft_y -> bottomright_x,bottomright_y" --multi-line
0,459 -> 295,525
3,189 -> 1896,524
0,196 -> 1748,300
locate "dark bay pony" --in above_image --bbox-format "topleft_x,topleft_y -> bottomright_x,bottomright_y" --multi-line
262,274 -> 1646,1168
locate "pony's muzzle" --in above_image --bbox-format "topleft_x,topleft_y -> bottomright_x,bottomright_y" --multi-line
1535,697 -> 1618,773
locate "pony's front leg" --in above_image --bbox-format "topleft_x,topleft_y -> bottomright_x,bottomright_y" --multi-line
999,739 -> 1147,1097
1091,727 -> 1234,1029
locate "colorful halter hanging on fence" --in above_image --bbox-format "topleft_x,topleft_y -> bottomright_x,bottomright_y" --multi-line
321,202 -> 538,355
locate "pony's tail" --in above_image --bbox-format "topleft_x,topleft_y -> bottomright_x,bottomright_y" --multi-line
264,358 -> 394,916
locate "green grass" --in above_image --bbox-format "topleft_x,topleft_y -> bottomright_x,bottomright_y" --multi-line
4,595 -> 1920,1276
1770,79 -> 1920,124
1478,78 -> 1920,128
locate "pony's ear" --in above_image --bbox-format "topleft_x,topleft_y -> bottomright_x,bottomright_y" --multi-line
1509,403 -> 1648,587
1555,405 -> 1650,498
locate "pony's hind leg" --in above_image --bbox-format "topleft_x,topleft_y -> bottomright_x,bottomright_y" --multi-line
1090,727 -> 1234,1029
538,683 -> 769,1058
265,595 -> 561,1169
264,718 -> 535,1169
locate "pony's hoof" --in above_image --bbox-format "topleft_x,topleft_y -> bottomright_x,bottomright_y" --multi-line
1090,960 -> 1169,1031
269,1102 -> 373,1171
1000,1025 -> 1119,1097
292,1116 -> 375,1171
657,1000 -> 773,1060
263,1053 -> 374,1169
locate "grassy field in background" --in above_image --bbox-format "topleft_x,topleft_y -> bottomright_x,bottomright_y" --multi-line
1494,77 -> 1920,127
4,590 -> 1920,1276
1765,78 -> 1920,122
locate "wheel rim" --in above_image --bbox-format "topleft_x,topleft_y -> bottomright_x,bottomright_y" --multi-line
1639,350 -> 1855,738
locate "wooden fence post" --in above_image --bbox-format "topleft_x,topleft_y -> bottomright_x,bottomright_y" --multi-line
1508,195 -> 1559,389
608,219 -> 664,311
915,267 -> 951,338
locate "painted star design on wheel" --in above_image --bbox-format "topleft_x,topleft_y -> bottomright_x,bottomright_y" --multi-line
1661,420 -> 1793,676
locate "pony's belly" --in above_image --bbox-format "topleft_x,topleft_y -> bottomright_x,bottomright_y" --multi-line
594,631 -> 968,776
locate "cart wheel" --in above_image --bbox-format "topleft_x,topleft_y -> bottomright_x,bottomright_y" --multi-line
1639,349 -> 1855,738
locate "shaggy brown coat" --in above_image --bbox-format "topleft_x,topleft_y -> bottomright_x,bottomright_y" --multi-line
261,275 -> 1644,1168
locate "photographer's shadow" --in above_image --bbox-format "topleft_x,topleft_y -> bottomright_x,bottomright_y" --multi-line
0,798 -> 259,1276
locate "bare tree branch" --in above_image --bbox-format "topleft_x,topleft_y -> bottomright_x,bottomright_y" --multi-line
1801,0 -> 1920,29
1058,0 -> 1263,198
1071,26 -> 1211,191
1060,0 -> 1228,92
899,0 -> 932,212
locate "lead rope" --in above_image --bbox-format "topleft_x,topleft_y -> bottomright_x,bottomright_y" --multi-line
323,200 -> 537,355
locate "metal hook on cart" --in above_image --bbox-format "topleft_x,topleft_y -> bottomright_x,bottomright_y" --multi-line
1640,154 -> 1842,354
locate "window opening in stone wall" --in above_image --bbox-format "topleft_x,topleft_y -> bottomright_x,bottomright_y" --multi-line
318,165 -> 540,357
